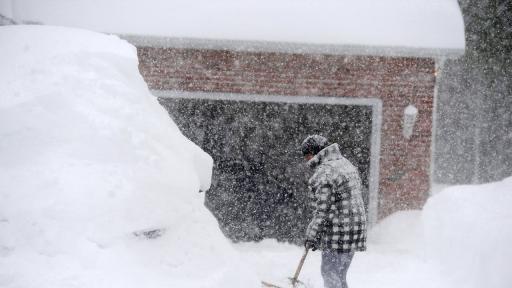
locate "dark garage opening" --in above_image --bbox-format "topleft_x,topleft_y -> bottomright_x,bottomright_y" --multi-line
159,95 -> 373,243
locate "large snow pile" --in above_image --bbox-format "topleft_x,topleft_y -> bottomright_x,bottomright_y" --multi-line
0,25 -> 258,288
423,177 -> 512,288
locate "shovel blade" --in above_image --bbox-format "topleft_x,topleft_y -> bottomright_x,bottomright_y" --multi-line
261,280 -> 285,288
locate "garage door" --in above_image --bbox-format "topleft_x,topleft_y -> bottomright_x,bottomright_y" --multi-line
158,92 -> 379,243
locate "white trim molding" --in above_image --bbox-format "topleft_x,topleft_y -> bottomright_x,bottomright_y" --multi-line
153,90 -> 382,226
430,58 -> 445,195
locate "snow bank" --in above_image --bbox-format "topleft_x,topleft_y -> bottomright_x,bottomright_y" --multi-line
423,177 -> 512,288
0,25 -> 258,288
3,0 -> 465,51
368,210 -> 424,255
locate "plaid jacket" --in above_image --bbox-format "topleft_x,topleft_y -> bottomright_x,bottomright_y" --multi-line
305,143 -> 367,252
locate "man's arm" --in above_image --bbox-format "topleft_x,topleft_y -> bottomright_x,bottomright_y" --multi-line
305,183 -> 333,243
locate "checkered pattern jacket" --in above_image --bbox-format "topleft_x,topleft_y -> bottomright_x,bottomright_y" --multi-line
305,143 -> 367,252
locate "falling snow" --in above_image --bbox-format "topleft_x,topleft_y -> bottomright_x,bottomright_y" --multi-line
0,1 -> 511,288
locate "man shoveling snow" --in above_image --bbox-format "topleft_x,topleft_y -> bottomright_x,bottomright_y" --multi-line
301,135 -> 368,288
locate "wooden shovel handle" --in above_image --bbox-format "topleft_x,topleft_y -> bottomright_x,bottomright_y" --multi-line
291,248 -> 309,287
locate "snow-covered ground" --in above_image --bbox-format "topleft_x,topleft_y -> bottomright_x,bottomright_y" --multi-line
240,177 -> 512,288
237,210 -> 446,288
1,25 -> 510,288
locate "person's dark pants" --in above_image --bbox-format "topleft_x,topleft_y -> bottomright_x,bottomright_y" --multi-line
321,250 -> 355,288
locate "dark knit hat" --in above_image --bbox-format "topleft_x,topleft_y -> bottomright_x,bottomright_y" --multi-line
301,135 -> 329,156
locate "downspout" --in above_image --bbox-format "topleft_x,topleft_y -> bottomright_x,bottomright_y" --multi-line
9,0 -> 15,21
430,57 -> 445,195
472,75 -> 482,184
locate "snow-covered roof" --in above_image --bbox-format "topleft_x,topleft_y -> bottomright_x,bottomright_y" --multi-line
3,0 -> 465,57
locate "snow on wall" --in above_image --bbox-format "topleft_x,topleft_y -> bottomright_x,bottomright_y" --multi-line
0,25 -> 258,288
423,177 -> 512,288
3,0 -> 465,51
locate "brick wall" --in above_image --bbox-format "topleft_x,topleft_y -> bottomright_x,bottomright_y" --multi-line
136,46 -> 436,218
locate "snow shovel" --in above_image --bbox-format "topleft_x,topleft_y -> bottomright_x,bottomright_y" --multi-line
262,248 -> 309,288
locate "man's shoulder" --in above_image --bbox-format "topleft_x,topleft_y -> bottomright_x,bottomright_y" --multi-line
310,159 -> 360,186
332,156 -> 358,170
309,163 -> 341,187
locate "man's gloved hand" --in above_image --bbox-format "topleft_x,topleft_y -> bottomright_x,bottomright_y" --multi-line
304,239 -> 318,251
